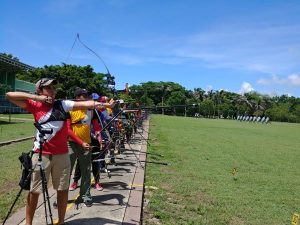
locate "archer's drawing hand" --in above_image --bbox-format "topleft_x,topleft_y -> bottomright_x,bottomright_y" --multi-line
35,95 -> 53,104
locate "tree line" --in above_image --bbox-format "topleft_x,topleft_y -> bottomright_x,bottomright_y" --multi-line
129,82 -> 300,123
5,63 -> 300,123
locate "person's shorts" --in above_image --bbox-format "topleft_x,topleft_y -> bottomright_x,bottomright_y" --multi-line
30,153 -> 71,193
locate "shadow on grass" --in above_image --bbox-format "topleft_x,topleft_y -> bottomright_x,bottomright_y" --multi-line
0,121 -> 23,125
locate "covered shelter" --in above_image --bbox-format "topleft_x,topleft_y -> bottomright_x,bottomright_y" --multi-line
0,54 -> 35,113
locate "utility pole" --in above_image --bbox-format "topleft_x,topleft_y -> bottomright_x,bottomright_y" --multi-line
162,96 -> 164,115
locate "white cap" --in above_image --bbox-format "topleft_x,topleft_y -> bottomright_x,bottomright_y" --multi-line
35,78 -> 57,92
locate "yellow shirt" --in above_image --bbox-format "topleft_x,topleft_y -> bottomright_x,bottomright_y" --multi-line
106,107 -> 112,116
70,109 -> 92,144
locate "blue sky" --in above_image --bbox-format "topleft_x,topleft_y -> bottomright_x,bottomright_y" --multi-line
1,0 -> 300,97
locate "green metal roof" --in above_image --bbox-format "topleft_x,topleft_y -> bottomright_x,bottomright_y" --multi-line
0,54 -> 35,72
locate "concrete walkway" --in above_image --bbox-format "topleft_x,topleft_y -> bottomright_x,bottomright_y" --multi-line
5,120 -> 149,225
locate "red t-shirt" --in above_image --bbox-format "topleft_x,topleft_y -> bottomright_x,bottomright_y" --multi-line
26,99 -> 74,155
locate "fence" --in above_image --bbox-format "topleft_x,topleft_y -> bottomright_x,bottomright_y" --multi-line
0,95 -> 27,113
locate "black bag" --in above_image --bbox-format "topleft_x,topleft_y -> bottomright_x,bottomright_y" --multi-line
18,152 -> 32,190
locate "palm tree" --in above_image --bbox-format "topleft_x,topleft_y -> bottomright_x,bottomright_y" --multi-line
193,88 -> 205,102
232,94 -> 252,116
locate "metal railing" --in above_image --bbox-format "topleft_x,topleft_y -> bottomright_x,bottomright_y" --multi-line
0,96 -> 27,113
0,106 -> 26,113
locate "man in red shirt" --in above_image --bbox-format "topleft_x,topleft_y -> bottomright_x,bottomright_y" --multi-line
6,78 -> 110,225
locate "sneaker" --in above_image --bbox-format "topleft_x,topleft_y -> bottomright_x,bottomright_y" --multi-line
114,149 -> 120,154
100,168 -> 110,173
69,181 -> 78,191
84,200 -> 93,207
95,182 -> 103,191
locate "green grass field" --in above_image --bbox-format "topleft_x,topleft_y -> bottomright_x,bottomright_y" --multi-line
0,114 -> 35,221
1,114 -> 300,224
144,115 -> 300,225
0,114 -> 33,120
0,140 -> 33,222
0,114 -> 34,142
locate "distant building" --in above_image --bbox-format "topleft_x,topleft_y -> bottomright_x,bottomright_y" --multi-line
0,54 -> 35,113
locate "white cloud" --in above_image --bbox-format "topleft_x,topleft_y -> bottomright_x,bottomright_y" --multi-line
257,74 -> 300,86
239,82 -> 254,94
99,23 -> 300,74
288,74 -> 300,86
206,85 -> 213,92
172,24 -> 300,74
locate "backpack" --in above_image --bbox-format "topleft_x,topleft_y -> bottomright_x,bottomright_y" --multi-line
18,152 -> 32,190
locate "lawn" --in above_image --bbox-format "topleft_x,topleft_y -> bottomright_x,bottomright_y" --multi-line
0,114 -> 35,142
0,115 -> 35,222
0,140 -> 33,222
144,115 -> 300,225
0,113 -> 33,120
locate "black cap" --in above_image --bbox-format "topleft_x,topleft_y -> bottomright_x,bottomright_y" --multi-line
74,88 -> 88,97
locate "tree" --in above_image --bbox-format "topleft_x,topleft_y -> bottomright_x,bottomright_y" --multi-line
200,99 -> 215,117
140,91 -> 155,107
265,103 -> 291,122
6,52 -> 300,123
1,52 -> 19,61
193,88 -> 205,102
166,91 -> 186,106
17,64 -> 107,98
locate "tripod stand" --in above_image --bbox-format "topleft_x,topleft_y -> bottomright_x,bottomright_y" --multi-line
2,122 -> 54,225
34,122 -> 54,225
